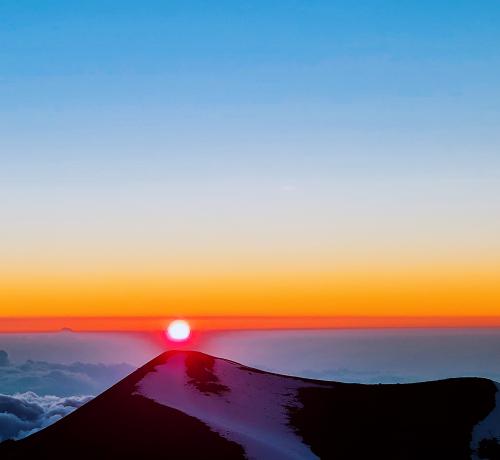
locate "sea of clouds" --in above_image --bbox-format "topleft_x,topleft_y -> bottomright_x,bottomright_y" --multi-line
0,351 -> 133,396
0,349 -> 134,441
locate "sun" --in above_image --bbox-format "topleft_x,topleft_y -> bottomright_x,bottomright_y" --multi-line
167,320 -> 191,342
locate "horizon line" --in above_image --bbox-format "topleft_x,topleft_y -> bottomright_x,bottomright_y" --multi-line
2,315 -> 500,333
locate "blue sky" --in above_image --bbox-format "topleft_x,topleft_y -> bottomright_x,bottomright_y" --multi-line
2,0 -> 499,179
2,1 -> 499,154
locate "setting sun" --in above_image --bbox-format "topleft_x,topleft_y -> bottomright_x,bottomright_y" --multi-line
167,320 -> 191,342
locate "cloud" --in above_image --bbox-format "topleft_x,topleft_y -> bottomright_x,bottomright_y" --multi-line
0,350 -> 135,441
0,350 -> 134,397
279,184 -> 297,193
0,392 -> 92,441
292,368 -> 419,384
0,351 -> 10,367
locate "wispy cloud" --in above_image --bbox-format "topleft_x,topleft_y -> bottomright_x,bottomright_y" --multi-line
0,350 -> 134,397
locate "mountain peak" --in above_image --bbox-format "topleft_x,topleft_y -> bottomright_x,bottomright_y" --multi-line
2,351 -> 500,459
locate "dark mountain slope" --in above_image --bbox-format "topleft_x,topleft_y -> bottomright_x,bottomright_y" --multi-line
291,378 -> 496,459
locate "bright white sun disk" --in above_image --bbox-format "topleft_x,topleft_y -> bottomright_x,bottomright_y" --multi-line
167,320 -> 191,341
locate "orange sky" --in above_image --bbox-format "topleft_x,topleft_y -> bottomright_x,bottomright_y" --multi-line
1,259 -> 499,331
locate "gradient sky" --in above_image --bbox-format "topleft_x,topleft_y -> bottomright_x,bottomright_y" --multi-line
1,1 -> 499,321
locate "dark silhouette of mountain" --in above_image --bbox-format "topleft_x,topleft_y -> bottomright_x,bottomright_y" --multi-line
1,350 -> 499,459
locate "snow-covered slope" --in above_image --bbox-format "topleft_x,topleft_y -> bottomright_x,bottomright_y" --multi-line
135,351 -> 319,459
1,350 -> 499,460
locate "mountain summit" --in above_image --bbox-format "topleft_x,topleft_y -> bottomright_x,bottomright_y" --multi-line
1,350 -> 499,459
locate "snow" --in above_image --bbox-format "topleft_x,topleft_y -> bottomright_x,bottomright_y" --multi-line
135,352 -> 320,460
471,382 -> 500,459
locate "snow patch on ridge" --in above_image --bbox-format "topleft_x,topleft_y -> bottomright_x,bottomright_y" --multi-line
471,382 -> 500,459
135,352 -> 319,460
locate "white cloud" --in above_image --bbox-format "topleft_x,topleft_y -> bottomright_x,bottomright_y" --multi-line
0,349 -> 135,441
0,392 -> 92,441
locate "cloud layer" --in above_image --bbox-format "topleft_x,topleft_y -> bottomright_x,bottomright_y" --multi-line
0,392 -> 92,441
0,350 -> 135,442
0,351 -> 134,397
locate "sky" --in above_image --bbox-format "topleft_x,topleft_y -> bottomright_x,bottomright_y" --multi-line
1,1 -> 500,325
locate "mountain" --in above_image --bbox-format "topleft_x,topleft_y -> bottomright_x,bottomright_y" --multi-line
1,350 -> 500,459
